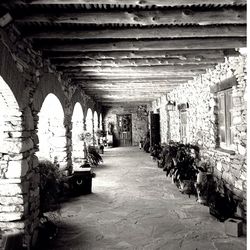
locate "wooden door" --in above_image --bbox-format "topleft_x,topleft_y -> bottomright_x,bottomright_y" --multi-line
117,114 -> 132,147
150,112 -> 160,149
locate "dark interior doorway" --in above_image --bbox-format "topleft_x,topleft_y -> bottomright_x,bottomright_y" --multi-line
117,114 -> 132,146
150,112 -> 160,150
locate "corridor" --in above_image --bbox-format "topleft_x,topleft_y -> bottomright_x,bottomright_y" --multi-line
40,147 -> 246,250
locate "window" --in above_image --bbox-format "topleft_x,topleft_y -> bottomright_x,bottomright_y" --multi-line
218,88 -> 234,149
180,110 -> 187,143
178,103 -> 189,144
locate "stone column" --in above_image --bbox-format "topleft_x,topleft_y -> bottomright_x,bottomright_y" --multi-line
64,114 -> 72,174
83,117 -> 87,159
0,106 -> 40,248
92,117 -> 95,146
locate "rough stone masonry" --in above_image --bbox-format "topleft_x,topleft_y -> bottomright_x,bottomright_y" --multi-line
152,54 -> 247,219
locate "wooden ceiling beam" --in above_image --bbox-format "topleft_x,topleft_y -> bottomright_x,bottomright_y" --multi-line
16,8 -> 246,26
81,87 -> 177,91
85,89 -> 170,93
65,73 -> 197,79
26,25 -> 246,40
65,72 -> 204,78
70,77 -> 193,80
44,49 -> 238,60
58,64 -> 214,73
37,38 -> 246,51
52,57 -> 224,67
78,83 -> 179,88
72,79 -> 191,84
9,0 -> 247,7
93,95 -> 162,100
102,102 -> 151,107
94,95 -> 161,99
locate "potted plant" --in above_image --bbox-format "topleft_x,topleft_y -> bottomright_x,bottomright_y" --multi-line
79,131 -> 102,166
87,145 -> 103,167
150,143 -> 162,161
95,129 -> 105,153
163,143 -> 199,195
194,160 -> 210,204
176,144 -> 200,194
161,141 -> 178,173
37,159 -> 71,242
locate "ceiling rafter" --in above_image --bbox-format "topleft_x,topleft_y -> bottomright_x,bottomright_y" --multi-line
0,0 -> 246,106
7,0 -> 247,7
14,8 -> 246,26
35,38 -> 246,51
24,25 -> 246,39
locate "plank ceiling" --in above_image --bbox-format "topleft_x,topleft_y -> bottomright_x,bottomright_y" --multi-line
0,0 -> 247,107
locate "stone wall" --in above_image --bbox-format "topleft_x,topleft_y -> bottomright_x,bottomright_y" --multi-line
103,105 -> 149,146
152,54 -> 247,217
0,27 -> 102,248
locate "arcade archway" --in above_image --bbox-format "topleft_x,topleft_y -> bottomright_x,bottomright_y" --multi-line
37,93 -> 67,168
71,102 -> 84,168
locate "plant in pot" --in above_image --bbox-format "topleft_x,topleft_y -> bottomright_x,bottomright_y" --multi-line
37,159 -> 70,243
162,141 -> 178,174
150,143 -> 162,161
171,144 -> 199,195
79,131 -> 102,167
87,145 -> 103,167
194,159 -> 211,204
96,129 -> 105,154
208,183 -> 237,222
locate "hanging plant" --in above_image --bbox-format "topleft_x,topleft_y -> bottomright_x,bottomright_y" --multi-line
79,131 -> 93,146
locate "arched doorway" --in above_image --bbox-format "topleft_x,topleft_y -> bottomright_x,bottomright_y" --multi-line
85,108 -> 93,146
37,93 -> 67,168
93,111 -> 98,145
71,102 -> 84,168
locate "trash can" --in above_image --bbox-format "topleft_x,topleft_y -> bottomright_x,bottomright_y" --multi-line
70,168 -> 94,195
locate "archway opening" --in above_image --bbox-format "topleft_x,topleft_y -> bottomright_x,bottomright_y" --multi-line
0,75 -> 21,174
0,75 -> 27,234
85,108 -> 93,146
37,93 -> 67,168
0,76 -> 22,154
71,102 -> 84,168
93,111 -> 98,145
99,113 -> 103,130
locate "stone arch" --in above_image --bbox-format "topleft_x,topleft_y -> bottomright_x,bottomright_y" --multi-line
0,44 -> 28,109
36,93 -> 67,168
33,73 -> 67,113
94,111 -> 98,132
0,75 -> 30,237
99,113 -> 103,130
93,111 -> 99,145
70,90 -> 85,121
85,108 -> 93,146
71,102 -> 85,168
0,75 -> 21,153
86,108 -> 93,133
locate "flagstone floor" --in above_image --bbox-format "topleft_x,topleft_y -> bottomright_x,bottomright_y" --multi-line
38,147 -> 246,250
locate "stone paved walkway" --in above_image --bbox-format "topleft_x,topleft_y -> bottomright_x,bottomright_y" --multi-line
41,147 -> 246,250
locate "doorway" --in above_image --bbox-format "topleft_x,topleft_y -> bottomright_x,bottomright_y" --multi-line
150,112 -> 160,150
117,114 -> 132,146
